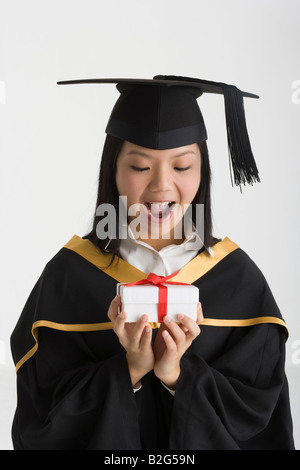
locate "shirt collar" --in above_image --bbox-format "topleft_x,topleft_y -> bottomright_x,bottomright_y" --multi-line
125,220 -> 205,254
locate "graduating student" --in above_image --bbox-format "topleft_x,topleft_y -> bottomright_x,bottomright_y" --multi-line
11,75 -> 295,450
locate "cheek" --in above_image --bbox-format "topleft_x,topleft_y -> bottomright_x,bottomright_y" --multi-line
115,168 -> 145,203
179,172 -> 201,202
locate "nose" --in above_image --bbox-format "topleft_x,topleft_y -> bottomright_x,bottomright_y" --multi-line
148,165 -> 173,193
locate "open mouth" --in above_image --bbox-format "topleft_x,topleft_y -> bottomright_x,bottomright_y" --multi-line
143,201 -> 176,221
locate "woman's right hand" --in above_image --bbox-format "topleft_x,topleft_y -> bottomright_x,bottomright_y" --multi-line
107,295 -> 155,387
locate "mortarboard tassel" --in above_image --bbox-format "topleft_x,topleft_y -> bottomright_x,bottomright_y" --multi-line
222,84 -> 260,187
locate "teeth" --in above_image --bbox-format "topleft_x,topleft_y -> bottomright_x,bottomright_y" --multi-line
145,201 -> 174,206
144,201 -> 175,218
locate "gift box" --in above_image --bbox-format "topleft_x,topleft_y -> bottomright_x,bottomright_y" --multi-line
116,272 -> 199,323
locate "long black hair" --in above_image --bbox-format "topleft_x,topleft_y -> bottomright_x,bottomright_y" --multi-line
84,135 -> 219,264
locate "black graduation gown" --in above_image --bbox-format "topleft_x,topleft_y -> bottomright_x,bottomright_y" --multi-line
10,235 -> 295,450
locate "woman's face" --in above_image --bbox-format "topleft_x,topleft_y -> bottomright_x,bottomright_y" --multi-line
115,141 -> 201,248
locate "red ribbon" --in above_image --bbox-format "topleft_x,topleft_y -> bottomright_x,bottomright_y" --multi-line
118,270 -> 190,322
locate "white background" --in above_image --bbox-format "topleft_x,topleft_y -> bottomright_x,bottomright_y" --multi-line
0,0 -> 299,450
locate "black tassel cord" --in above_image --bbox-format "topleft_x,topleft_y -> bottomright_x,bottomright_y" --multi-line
222,85 -> 260,188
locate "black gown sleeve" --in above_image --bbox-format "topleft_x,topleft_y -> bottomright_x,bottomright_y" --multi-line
12,326 -> 142,450
10,248 -> 145,450
169,322 -> 294,450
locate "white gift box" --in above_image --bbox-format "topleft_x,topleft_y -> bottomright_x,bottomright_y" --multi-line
117,283 -> 199,322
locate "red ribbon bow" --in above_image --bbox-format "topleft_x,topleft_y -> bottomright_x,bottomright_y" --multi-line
118,270 -> 190,322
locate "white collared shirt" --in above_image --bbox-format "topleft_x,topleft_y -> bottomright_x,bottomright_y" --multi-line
119,224 -> 207,276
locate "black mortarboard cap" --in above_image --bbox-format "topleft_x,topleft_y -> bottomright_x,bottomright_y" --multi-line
57,75 -> 260,186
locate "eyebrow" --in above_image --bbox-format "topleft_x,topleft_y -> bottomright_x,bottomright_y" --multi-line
126,150 -> 197,159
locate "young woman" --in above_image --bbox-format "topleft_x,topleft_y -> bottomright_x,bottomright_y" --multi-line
11,76 -> 295,450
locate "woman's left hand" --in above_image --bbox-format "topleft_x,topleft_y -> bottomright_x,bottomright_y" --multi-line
153,302 -> 203,390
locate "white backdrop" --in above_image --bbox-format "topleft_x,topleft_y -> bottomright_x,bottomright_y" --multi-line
0,0 -> 299,450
